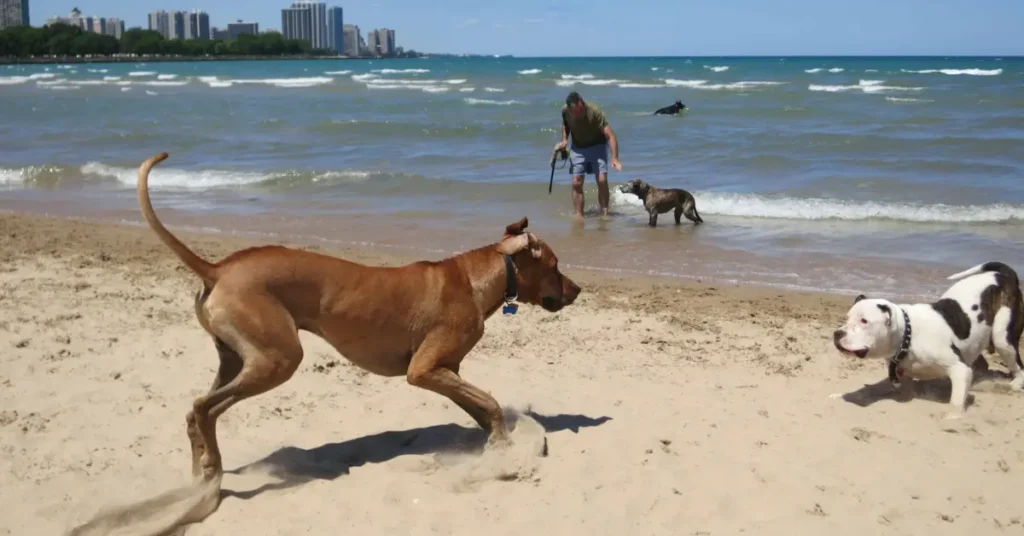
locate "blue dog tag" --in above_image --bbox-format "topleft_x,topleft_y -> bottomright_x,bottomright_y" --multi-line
503,303 -> 518,315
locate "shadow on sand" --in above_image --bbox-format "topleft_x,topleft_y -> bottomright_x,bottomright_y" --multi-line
222,410 -> 612,501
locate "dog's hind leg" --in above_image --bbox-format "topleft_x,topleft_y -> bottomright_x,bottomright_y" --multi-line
673,205 -> 683,225
190,295 -> 305,481
683,198 -> 703,225
186,337 -> 244,478
992,306 -> 1024,390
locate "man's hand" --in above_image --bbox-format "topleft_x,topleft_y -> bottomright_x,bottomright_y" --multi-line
611,158 -> 622,171
556,140 -> 567,152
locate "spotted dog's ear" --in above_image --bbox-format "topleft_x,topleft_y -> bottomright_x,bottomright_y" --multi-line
877,304 -> 892,327
853,294 -> 867,304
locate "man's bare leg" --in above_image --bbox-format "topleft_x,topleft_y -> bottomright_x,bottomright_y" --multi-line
597,172 -> 610,217
571,174 -> 585,219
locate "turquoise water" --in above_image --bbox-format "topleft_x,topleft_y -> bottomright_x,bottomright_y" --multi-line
1,56 -> 1022,297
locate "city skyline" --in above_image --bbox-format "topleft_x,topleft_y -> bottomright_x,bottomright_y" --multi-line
13,0 -> 1024,56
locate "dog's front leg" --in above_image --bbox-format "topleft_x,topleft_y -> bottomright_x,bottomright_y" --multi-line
648,210 -> 658,227
406,335 -> 510,445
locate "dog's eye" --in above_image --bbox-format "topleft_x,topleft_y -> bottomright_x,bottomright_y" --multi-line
860,318 -> 868,324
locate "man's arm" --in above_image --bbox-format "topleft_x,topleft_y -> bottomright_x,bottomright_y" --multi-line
603,125 -> 621,170
558,112 -> 569,150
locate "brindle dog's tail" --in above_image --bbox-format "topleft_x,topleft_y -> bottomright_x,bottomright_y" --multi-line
684,195 -> 704,225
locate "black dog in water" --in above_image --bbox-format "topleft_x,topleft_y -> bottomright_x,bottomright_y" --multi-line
653,101 -> 686,115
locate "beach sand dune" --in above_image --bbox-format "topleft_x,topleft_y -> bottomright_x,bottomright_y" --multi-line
1,212 -> 1022,535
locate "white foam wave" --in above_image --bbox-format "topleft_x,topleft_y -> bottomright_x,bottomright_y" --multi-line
45,85 -> 81,91
103,76 -> 122,81
88,68 -> 109,73
901,68 -> 1003,76
664,79 -> 785,91
128,71 -> 157,77
0,73 -> 57,85
613,190 -> 1024,223
157,74 -> 178,80
142,80 -> 189,87
829,68 -> 844,73
556,78 -> 628,87
651,67 -> 660,71
704,65 -> 730,72
35,79 -> 68,86
560,73 -> 595,80
446,79 -> 467,84
885,96 -> 932,103
372,68 -> 429,74
324,70 -> 352,75
352,73 -> 380,82
618,83 -> 667,89
422,86 -> 449,93
81,163 -> 373,189
518,68 -> 542,75
463,98 -> 522,106
208,81 -> 234,88
809,82 -> 923,94
146,90 -> 159,96
484,87 -> 505,92
121,87 -> 132,92
459,87 -> 475,92
223,77 -> 333,88
805,68 -> 823,73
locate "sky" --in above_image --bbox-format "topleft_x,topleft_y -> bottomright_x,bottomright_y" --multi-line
29,0 -> 1024,57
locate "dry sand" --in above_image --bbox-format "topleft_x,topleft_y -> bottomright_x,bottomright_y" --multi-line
1,211 -> 1022,536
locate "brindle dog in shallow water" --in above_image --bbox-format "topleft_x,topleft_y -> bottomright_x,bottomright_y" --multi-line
618,178 -> 703,227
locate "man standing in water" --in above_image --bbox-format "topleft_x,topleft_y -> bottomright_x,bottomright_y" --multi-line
557,91 -> 622,219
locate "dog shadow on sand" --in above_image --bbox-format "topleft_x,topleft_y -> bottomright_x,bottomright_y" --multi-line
222,410 -> 612,501
835,358 -> 1014,411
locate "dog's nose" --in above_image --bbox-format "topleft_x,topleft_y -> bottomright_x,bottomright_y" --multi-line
833,330 -> 845,345
565,279 -> 582,304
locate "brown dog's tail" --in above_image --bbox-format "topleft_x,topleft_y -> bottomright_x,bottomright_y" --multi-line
137,153 -> 219,285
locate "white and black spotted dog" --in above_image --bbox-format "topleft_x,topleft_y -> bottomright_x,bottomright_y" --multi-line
832,261 -> 1023,419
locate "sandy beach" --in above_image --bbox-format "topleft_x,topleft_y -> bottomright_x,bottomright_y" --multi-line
1,210 -> 1022,536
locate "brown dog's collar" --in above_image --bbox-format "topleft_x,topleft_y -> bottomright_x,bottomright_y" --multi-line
503,254 -> 517,303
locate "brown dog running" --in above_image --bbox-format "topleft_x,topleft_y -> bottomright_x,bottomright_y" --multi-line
136,152 -> 582,485
618,178 -> 703,227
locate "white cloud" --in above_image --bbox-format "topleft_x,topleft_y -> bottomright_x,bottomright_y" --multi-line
462,18 -> 479,26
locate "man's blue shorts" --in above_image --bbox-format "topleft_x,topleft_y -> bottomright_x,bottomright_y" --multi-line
569,143 -> 608,176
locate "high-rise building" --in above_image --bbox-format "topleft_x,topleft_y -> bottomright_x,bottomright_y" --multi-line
326,7 -> 343,54
281,1 -> 341,51
281,4 -> 311,43
185,10 -> 210,40
148,11 -> 171,39
0,0 -> 29,29
46,8 -> 124,38
342,24 -> 360,56
366,28 -> 396,56
366,31 -> 378,56
226,20 -> 259,39
172,11 -> 185,40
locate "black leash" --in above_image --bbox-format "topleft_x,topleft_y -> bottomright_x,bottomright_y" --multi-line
548,146 -> 569,195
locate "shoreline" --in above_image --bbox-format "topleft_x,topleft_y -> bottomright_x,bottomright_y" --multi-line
0,209 -> 852,302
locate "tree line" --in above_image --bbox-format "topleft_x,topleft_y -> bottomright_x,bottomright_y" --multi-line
0,23 -> 338,59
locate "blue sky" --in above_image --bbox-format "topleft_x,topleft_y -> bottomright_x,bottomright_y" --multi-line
30,0 -> 1024,56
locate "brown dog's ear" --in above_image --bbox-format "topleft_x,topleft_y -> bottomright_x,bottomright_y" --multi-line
505,217 -> 529,236
496,232 -> 542,258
